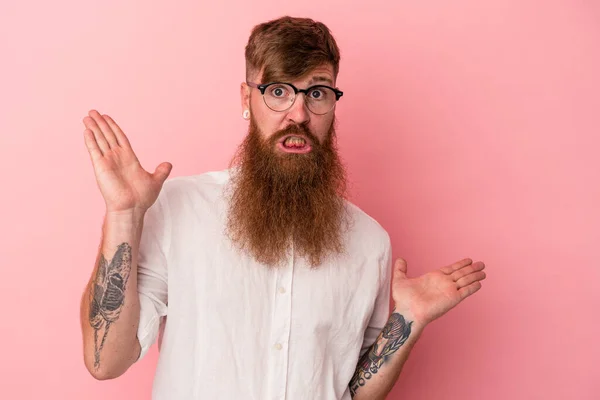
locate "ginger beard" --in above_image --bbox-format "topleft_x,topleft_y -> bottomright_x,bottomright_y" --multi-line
225,114 -> 352,268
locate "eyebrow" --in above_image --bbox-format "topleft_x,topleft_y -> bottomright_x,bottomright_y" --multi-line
307,76 -> 334,86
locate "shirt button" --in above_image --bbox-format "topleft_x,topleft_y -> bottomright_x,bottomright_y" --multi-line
278,287 -> 286,294
274,343 -> 283,350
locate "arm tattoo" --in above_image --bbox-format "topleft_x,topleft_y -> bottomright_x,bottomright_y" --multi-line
349,310 -> 413,397
89,243 -> 132,370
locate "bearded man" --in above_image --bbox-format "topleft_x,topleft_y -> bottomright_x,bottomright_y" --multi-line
80,15 -> 486,400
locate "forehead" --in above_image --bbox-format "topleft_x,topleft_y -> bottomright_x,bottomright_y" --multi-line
260,64 -> 335,86
293,64 -> 335,86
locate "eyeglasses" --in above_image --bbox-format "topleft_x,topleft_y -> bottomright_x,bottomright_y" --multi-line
247,81 -> 343,115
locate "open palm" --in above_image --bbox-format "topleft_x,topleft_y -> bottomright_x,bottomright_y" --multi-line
391,258 -> 486,325
82,110 -> 172,212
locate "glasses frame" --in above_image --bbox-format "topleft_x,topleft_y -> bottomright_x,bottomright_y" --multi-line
247,81 -> 344,115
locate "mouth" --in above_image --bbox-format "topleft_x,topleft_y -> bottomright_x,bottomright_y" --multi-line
277,134 -> 313,154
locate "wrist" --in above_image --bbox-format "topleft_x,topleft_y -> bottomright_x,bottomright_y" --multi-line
391,306 -> 429,333
105,207 -> 146,221
104,208 -> 146,232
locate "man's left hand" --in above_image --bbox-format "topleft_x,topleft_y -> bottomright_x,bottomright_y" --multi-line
391,257 -> 487,326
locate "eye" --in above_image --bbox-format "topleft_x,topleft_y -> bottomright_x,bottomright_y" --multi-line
309,88 -> 326,100
269,85 -> 290,98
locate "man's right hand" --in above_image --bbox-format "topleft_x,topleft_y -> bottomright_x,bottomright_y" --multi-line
82,109 -> 172,213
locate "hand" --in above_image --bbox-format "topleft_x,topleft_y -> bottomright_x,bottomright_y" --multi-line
391,257 -> 486,326
82,109 -> 172,213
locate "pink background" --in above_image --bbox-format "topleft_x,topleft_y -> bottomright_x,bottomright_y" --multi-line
1,1 -> 598,399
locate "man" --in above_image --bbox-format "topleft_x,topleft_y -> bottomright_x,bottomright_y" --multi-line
79,16 -> 486,400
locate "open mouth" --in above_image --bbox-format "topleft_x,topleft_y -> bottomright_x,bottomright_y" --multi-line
277,134 -> 312,154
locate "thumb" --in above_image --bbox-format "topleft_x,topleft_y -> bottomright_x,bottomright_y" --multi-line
152,162 -> 173,184
393,258 -> 408,279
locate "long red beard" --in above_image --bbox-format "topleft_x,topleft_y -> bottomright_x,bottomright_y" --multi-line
225,116 -> 352,268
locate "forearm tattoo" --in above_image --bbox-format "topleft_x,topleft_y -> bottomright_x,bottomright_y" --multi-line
88,243 -> 132,370
349,310 -> 413,397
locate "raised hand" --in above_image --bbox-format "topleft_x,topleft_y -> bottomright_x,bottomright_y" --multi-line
82,110 -> 172,213
391,257 -> 487,326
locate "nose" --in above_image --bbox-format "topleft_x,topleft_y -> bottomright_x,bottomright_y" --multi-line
286,93 -> 310,125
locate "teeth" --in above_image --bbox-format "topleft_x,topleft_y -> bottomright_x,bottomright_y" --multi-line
284,136 -> 306,146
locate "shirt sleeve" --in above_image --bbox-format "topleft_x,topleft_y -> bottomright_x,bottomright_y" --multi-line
359,234 -> 392,357
135,188 -> 171,362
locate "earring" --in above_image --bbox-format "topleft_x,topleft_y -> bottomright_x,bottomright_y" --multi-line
242,110 -> 250,120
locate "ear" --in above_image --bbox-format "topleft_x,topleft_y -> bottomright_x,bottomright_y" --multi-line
240,82 -> 251,114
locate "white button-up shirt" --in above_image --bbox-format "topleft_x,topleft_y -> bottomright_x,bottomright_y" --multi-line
136,168 -> 392,400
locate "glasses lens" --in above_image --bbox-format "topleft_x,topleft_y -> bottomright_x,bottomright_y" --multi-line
305,86 -> 337,115
263,83 -> 296,112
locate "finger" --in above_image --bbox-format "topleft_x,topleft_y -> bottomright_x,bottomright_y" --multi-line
393,258 -> 408,279
83,115 -> 110,154
450,261 -> 485,282
440,258 -> 473,275
103,114 -> 132,150
83,129 -> 103,160
458,281 -> 482,300
456,270 -> 486,288
152,162 -> 173,184
89,110 -> 119,149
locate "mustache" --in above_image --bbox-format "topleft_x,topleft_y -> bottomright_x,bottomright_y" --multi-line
269,122 -> 318,145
